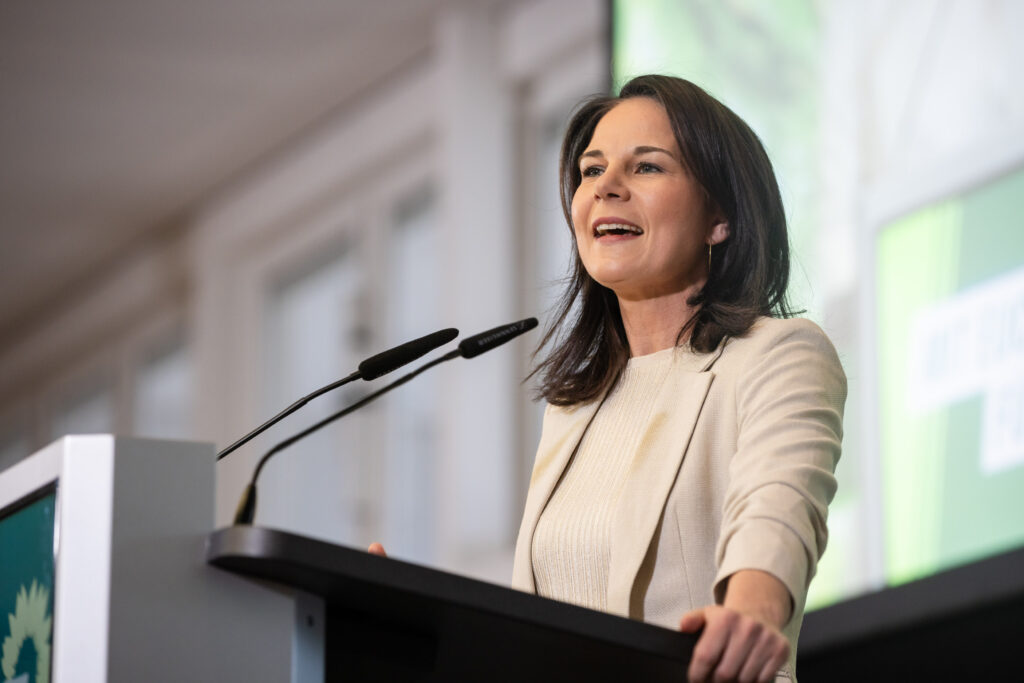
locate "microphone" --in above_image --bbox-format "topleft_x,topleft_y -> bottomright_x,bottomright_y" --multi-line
217,327 -> 458,460
233,317 -> 537,525
458,317 -> 538,358
359,328 -> 459,380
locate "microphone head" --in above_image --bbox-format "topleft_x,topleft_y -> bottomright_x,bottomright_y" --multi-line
458,318 -> 538,359
358,327 -> 458,380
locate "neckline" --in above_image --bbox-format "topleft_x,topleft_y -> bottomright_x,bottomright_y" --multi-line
625,345 -> 677,369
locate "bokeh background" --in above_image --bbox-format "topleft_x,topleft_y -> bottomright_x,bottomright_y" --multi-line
1,0 -> 1021,612
614,0 -> 1024,609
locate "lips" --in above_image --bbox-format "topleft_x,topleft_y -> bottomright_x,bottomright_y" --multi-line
592,218 -> 644,238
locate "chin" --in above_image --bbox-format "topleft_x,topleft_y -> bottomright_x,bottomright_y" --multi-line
583,262 -> 635,288
588,273 -> 629,292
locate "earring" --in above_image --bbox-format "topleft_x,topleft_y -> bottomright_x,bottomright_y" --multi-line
708,243 -> 712,271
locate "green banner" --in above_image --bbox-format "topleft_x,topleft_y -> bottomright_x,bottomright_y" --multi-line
0,490 -> 56,683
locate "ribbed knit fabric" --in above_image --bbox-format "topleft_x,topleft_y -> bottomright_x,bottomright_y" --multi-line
532,346 -> 676,610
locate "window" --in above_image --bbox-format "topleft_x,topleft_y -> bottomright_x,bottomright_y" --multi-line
133,338 -> 192,440
259,242 -> 372,544
382,187 -> 440,564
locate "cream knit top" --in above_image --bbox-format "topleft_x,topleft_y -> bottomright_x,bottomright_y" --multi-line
532,346 -> 676,610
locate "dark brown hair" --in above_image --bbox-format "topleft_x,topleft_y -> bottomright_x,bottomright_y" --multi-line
533,74 -> 796,406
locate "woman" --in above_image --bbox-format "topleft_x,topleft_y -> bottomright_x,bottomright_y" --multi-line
511,75 -> 846,682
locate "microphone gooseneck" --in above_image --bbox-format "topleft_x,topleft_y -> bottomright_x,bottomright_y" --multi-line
216,327 -> 458,460
233,349 -> 460,525
233,317 -> 538,525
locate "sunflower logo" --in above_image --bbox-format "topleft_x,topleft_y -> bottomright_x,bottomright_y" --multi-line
1,580 -> 51,683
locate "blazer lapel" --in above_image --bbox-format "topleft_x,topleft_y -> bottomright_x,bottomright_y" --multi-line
605,347 -> 721,617
511,397 -> 604,592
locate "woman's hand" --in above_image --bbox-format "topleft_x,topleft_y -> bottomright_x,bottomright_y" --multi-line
367,542 -> 387,557
679,605 -> 788,682
679,570 -> 791,683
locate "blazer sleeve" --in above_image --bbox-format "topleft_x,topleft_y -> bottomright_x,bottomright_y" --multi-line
712,318 -> 847,613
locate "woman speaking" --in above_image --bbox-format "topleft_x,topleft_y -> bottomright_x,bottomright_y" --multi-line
371,74 -> 846,683
512,75 -> 846,683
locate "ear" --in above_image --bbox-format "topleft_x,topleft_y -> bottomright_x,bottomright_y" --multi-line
708,215 -> 730,246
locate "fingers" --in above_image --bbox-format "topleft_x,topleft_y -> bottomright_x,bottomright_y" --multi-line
679,607 -> 707,633
686,606 -> 730,682
367,542 -> 387,557
684,606 -> 789,683
714,615 -> 762,682
734,632 -> 788,683
752,638 -> 789,683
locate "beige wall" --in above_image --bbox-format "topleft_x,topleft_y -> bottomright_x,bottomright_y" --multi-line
0,0 -> 607,585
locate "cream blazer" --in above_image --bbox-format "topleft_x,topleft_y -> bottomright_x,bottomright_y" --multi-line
511,317 -> 846,679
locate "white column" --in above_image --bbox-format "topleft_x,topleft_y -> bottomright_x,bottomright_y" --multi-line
435,2 -> 518,577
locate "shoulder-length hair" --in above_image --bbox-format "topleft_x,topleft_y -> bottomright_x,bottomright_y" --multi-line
533,74 -> 796,406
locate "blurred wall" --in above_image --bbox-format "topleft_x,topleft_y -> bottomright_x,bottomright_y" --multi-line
0,0 -> 607,585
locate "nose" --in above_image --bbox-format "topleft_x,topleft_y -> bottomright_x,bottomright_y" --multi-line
594,164 -> 629,200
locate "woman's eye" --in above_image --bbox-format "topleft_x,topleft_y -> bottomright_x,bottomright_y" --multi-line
581,165 -> 603,177
636,162 -> 661,173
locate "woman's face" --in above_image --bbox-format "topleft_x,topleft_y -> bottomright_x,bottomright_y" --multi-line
571,97 -> 728,301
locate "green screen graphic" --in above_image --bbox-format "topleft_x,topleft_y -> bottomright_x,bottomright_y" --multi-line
0,489 -> 56,683
877,167 -> 1024,586
613,1 -> 1024,609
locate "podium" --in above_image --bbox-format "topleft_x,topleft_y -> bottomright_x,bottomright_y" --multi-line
208,525 -> 696,681
0,436 -> 695,682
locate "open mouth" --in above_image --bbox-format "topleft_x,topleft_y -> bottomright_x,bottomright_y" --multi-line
594,223 -> 644,238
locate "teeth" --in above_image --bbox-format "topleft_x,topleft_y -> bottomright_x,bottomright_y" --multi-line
595,223 -> 643,236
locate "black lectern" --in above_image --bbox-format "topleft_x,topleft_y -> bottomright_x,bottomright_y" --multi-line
207,526 -> 696,681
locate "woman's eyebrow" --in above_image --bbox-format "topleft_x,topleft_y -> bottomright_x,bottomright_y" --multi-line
634,145 -> 675,157
580,146 -> 676,160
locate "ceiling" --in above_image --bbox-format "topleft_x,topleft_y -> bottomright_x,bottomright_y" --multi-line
0,0 -> 448,342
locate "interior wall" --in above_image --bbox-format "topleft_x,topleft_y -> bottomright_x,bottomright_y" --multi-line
0,0 -> 607,585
